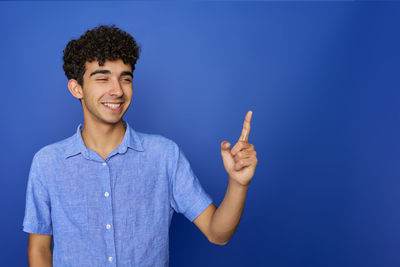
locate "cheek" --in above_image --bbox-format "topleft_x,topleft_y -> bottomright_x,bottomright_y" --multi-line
85,87 -> 107,102
85,92 -> 100,104
124,88 -> 133,99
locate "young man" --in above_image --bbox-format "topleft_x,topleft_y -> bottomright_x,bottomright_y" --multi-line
22,25 -> 258,267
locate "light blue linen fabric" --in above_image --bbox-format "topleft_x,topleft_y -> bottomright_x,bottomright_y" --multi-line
22,121 -> 213,266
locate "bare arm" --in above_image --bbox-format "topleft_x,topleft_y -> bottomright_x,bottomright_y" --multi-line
27,233 -> 53,267
194,111 -> 257,245
194,178 -> 249,245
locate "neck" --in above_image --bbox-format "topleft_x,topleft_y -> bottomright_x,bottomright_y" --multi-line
81,119 -> 126,160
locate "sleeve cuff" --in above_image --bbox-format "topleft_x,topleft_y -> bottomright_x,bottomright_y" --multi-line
185,194 -> 213,222
22,222 -> 53,235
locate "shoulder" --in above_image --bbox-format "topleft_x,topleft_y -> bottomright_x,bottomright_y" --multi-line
134,130 -> 179,154
133,131 -> 183,178
32,134 -> 75,163
28,134 -> 75,182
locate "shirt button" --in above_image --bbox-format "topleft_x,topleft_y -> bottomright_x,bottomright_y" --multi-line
104,192 -> 109,197
108,256 -> 113,262
106,224 -> 111,229
102,162 -> 107,166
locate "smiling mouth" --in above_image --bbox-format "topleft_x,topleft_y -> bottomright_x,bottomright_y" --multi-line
102,102 -> 124,112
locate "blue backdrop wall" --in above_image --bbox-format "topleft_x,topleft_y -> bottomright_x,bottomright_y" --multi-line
1,2 -> 399,267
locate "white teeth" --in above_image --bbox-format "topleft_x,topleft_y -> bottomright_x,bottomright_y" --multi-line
104,103 -> 121,109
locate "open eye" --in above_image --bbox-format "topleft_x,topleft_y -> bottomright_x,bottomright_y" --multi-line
96,78 -> 108,81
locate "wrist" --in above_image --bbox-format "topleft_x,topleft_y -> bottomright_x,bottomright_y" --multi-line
228,176 -> 251,189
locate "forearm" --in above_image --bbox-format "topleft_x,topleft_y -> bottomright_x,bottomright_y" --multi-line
209,177 -> 249,244
28,248 -> 53,267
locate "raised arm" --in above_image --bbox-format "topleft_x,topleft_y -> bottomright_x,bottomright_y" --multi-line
194,111 -> 257,245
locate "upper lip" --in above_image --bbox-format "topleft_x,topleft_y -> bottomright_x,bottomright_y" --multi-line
102,102 -> 123,104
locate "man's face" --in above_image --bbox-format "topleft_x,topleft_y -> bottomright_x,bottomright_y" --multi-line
79,59 -> 133,126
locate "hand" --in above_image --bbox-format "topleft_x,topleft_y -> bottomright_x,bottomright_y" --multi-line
221,110 -> 258,187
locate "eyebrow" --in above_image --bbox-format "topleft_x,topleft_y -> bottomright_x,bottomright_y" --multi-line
121,71 -> 133,77
89,69 -> 133,77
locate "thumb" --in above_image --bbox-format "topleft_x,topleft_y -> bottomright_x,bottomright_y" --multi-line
221,141 -> 231,152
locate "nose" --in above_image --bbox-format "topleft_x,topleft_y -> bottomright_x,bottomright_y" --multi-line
109,78 -> 124,97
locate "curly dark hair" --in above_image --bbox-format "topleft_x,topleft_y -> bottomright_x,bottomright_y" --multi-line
62,25 -> 140,86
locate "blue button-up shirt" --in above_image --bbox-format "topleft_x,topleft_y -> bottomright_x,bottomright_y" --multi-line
22,121 -> 213,266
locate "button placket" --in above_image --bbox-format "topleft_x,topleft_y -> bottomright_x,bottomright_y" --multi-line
100,161 -> 116,266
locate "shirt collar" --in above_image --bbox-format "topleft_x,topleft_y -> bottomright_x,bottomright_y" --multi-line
65,120 -> 145,159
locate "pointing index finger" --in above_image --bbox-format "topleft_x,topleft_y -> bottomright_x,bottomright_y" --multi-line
239,110 -> 253,142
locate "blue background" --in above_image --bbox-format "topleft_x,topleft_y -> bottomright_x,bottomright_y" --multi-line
1,2 -> 399,267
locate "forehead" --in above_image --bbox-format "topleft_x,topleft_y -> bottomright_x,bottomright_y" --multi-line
84,59 -> 132,74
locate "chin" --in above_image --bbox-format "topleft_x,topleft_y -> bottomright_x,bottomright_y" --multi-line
103,117 -> 124,125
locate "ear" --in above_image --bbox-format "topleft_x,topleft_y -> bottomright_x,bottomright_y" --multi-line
68,79 -> 83,100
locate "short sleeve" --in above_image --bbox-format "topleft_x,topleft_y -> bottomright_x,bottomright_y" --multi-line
22,154 -> 53,235
170,144 -> 213,222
